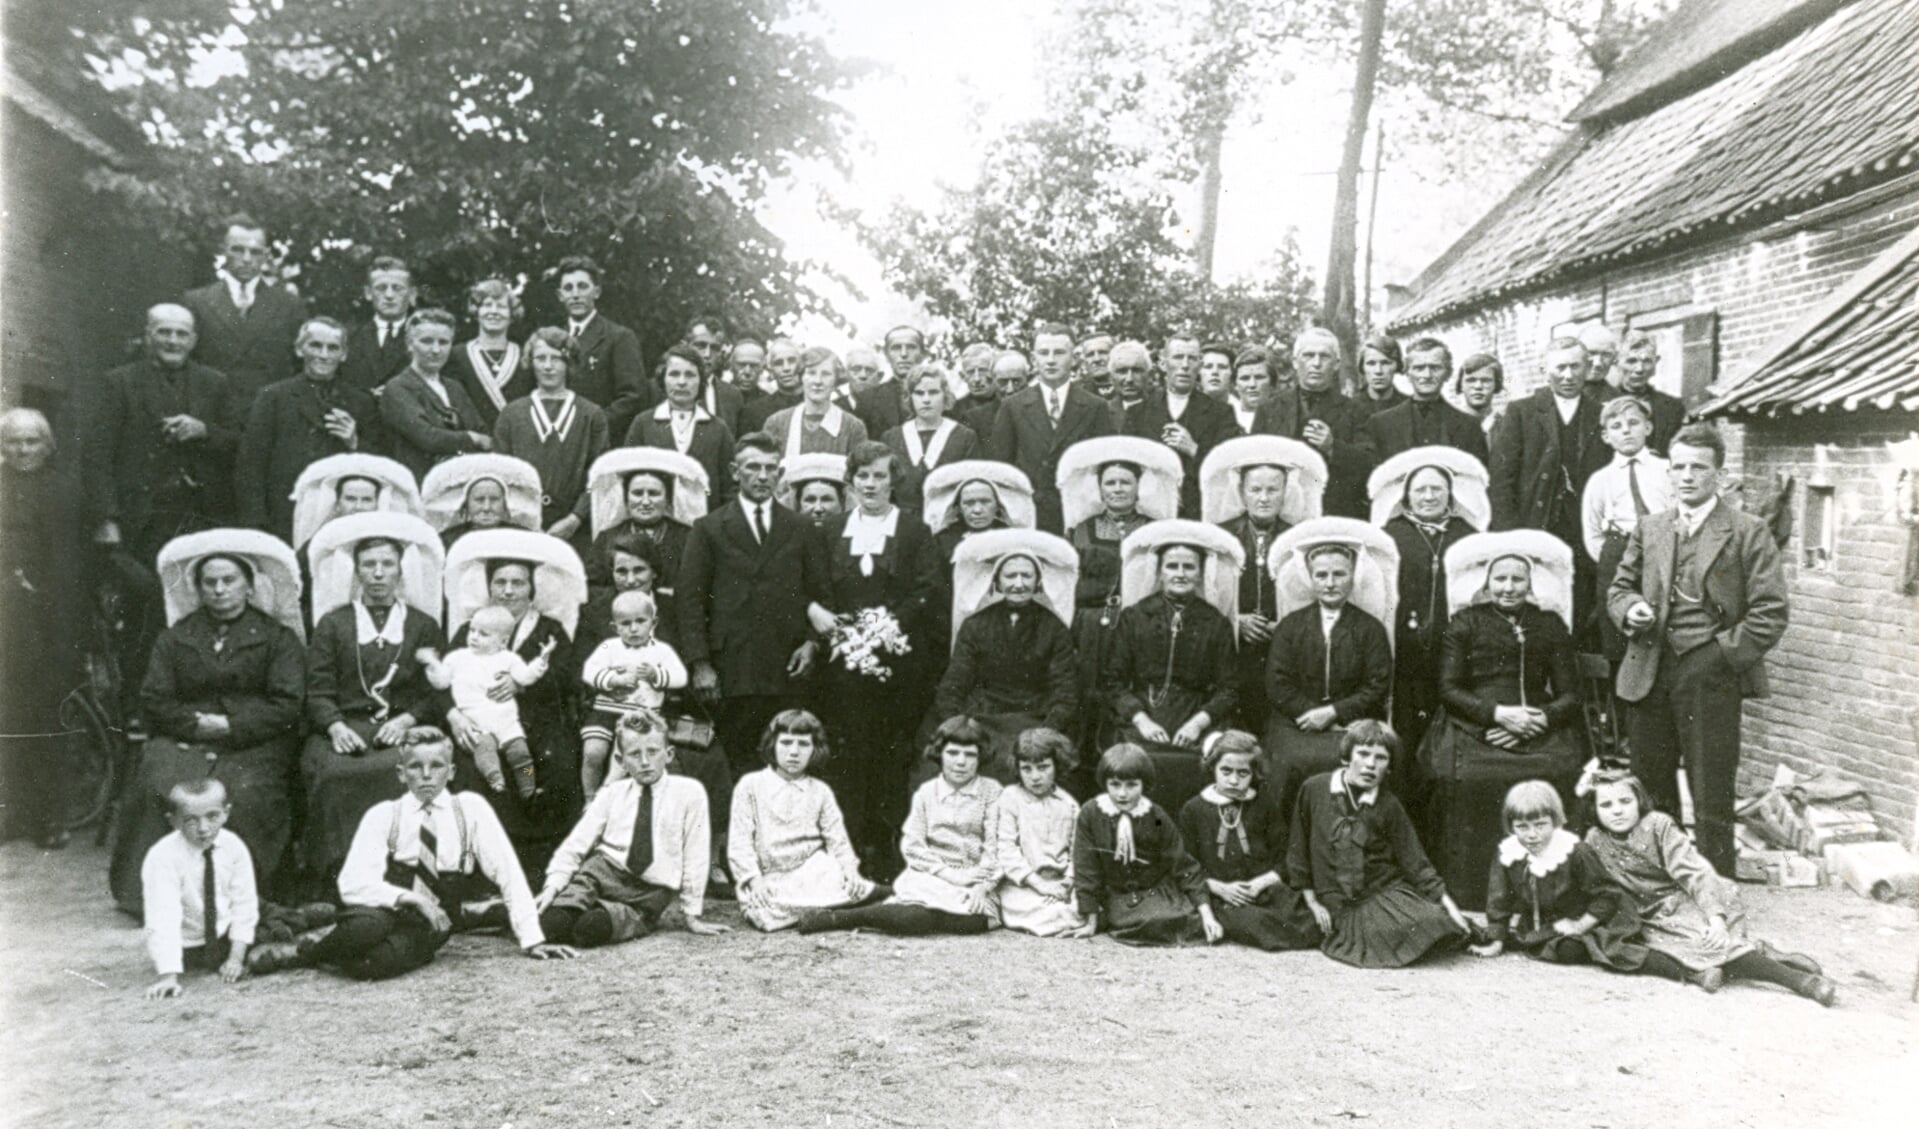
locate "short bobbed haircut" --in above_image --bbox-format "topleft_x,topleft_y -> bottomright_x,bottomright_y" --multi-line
1096,742 -> 1155,786
924,715 -> 991,763
1501,779 -> 1566,830
1013,726 -> 1078,773
1201,730 -> 1264,781
759,708 -> 831,769
1338,719 -> 1401,763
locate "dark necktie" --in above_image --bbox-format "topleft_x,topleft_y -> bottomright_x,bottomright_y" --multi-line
201,847 -> 219,949
626,783 -> 654,875
1626,457 -> 1649,517
749,503 -> 765,543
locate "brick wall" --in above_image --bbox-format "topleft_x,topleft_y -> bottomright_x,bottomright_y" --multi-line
1738,415 -> 1919,844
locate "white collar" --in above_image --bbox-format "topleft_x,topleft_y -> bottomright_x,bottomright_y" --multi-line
1199,784 -> 1255,805
1552,393 -> 1582,423
901,417 -> 956,466
936,774 -> 984,802
219,270 -> 259,304
568,311 -> 598,335
1166,390 -> 1190,417
654,399 -> 712,422
1609,450 -> 1656,468
1329,768 -> 1378,806
354,601 -> 408,646
1094,793 -> 1153,818
1676,496 -> 1718,529
844,506 -> 900,566
1497,828 -> 1579,876
801,404 -> 845,436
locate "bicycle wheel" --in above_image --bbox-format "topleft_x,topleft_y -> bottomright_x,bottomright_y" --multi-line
59,688 -> 118,832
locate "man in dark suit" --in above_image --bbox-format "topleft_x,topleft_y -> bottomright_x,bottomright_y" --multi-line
1364,337 -> 1491,464
1249,328 -> 1375,518
86,303 -> 239,686
1609,424 -> 1787,873
738,338 -> 800,434
839,346 -> 904,437
555,255 -> 652,438
683,314 -> 745,434
950,343 -> 1000,433
378,309 -> 492,483
1357,334 -> 1408,417
179,214 -> 309,418
235,317 -> 380,541
881,325 -> 928,419
677,432 -> 830,782
1489,336 -> 1611,630
337,255 -> 416,397
1617,330 -> 1688,456
989,322 -> 1118,533
1123,333 -> 1237,518
1104,341 -> 1153,430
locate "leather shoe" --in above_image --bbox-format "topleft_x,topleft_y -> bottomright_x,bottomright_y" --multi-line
1690,966 -> 1725,993
1798,975 -> 1838,1008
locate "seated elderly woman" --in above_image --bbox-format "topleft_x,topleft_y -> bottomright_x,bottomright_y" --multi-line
300,513 -> 449,885
1057,437 -> 1182,755
583,447 -> 709,596
109,530 -> 307,912
441,529 -> 594,861
289,453 -> 424,559
1199,434 -> 1327,730
777,452 -> 847,529
0,407 -> 84,849
1262,518 -> 1398,823
932,529 -> 1080,782
421,453 -> 544,551
1419,530 -> 1585,910
921,459 -> 1036,660
1368,446 -> 1491,777
1100,519 -> 1243,811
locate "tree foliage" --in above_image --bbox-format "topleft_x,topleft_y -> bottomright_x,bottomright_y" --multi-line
60,0 -> 858,355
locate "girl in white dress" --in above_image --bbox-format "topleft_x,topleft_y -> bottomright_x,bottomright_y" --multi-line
729,710 -> 878,932
994,727 -> 1084,937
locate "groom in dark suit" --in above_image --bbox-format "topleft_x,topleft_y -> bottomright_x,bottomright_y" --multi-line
677,432 -> 831,782
337,255 -> 416,397
1608,424 -> 1787,874
989,321 -> 1117,533
1363,337 -> 1489,464
180,214 -> 308,418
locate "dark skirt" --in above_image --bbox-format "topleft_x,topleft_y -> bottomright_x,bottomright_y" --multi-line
1262,722 -> 1347,826
1071,606 -> 1119,756
301,723 -> 410,881
1505,914 -> 1648,972
1101,881 -> 1202,946
1417,718 -> 1584,911
819,667 -> 921,863
1216,885 -> 1322,951
110,734 -> 299,912
1323,882 -> 1466,968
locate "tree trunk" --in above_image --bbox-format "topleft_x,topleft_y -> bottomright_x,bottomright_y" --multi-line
1324,0 -> 1387,385
1195,120 -> 1224,281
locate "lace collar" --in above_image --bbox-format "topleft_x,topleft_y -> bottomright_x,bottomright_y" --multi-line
1497,828 -> 1579,876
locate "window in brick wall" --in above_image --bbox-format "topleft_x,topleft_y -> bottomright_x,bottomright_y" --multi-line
1802,484 -> 1835,571
1626,309 -> 1718,406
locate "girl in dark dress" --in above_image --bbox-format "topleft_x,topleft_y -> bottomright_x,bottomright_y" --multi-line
491,327 -> 611,540
420,453 -> 544,551
934,531 -> 1080,780
881,364 -> 980,519
1286,720 -> 1472,968
110,531 -> 306,910
1368,446 -> 1490,778
1102,519 -> 1243,811
1467,779 -> 1646,971
582,447 -> 708,596
1058,438 -> 1183,759
1418,531 -> 1587,910
300,513 -> 449,884
441,530 -> 591,871
1177,730 -> 1320,950
806,441 -> 943,875
1262,518 -> 1398,822
1071,742 -> 1218,945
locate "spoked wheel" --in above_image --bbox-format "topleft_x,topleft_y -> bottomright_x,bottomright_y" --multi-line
59,687 -> 119,833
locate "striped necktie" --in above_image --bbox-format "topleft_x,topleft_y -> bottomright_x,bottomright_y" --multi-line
416,800 -> 445,903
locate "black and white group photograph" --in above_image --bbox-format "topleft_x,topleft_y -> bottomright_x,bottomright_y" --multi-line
1,0 -> 1915,1124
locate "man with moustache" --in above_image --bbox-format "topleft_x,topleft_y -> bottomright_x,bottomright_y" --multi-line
236,317 -> 381,542
739,337 -> 802,433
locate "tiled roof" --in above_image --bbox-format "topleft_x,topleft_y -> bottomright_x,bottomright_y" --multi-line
1388,0 -> 1919,332
1699,226 -> 1919,416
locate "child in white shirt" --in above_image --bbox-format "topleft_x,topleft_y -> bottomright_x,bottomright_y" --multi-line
141,778 -> 258,999
417,604 -> 555,798
578,589 -> 687,794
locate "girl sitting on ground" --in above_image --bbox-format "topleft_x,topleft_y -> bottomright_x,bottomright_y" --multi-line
1584,771 -> 1837,1005
1071,743 -> 1219,945
800,716 -> 1002,936
729,709 -> 881,932
1468,779 -> 1646,973
1176,730 -> 1320,951
1285,719 -> 1473,968
993,727 -> 1083,938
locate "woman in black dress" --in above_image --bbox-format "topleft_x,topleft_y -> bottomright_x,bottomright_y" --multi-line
300,512 -> 449,884
1418,530 -> 1586,910
1057,437 -> 1183,757
624,344 -> 737,505
491,327 -> 611,540
1261,517 -> 1398,822
881,363 -> 980,519
805,440 -> 942,875
287,452 -> 423,560
933,529 -> 1080,780
109,530 -> 306,910
582,447 -> 708,596
442,529 -> 590,868
1100,519 -> 1243,811
420,453 -> 543,551
1368,446 -> 1490,797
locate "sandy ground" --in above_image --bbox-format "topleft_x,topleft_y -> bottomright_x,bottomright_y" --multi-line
1,839 -> 1914,1129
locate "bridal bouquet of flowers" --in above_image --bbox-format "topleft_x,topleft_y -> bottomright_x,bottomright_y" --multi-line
828,606 -> 912,681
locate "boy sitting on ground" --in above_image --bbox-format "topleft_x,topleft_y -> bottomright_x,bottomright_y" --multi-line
141,779 -> 257,999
